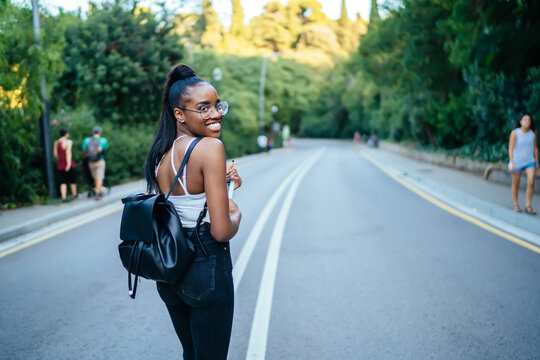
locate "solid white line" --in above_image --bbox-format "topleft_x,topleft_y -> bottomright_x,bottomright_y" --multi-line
245,149 -> 323,360
233,153 -> 319,293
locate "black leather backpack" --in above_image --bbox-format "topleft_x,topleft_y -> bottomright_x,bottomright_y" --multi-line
118,137 -> 206,298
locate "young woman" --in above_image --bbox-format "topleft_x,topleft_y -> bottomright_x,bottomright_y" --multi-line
53,128 -> 78,200
508,112 -> 538,214
144,64 -> 242,359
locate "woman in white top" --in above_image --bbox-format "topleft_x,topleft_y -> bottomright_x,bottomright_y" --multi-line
144,64 -> 241,359
508,112 -> 538,214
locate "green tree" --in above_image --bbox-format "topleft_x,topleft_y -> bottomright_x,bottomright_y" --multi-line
55,1 -> 183,126
230,0 -> 246,38
339,0 -> 349,26
0,2 -> 65,204
369,0 -> 380,25
250,2 -> 292,52
200,0 -> 223,47
335,0 -> 356,52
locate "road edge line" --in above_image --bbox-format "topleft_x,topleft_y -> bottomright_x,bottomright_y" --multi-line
360,151 -> 540,255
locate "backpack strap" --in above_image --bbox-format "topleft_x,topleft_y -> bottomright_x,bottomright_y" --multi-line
128,241 -> 144,299
193,201 -> 209,256
165,137 -> 203,200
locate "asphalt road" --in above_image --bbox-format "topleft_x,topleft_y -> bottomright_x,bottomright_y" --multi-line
1,139 -> 539,360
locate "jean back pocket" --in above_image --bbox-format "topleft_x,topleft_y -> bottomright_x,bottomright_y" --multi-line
181,255 -> 216,301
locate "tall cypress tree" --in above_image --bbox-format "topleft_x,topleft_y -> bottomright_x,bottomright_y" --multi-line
369,0 -> 380,25
339,0 -> 349,27
200,0 -> 223,46
230,0 -> 245,37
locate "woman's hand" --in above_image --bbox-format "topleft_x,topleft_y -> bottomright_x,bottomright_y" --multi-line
228,198 -> 240,216
226,162 -> 242,189
510,163 -> 515,172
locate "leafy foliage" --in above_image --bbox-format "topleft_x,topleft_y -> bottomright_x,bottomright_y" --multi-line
313,0 -> 540,161
0,2 -> 65,205
54,1 -> 183,126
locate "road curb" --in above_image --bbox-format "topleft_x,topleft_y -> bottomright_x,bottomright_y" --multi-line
0,183 -> 143,244
360,149 -> 540,249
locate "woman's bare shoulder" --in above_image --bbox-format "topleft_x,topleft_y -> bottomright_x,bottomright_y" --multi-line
197,137 -> 225,156
192,137 -> 225,169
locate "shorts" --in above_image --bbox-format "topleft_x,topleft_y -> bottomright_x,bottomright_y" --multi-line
57,168 -> 77,184
89,159 -> 106,180
509,161 -> 536,173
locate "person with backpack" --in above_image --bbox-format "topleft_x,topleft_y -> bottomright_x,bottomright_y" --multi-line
144,64 -> 242,360
82,126 -> 109,200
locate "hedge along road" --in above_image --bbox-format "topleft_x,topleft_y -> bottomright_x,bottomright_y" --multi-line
1,139 -> 539,360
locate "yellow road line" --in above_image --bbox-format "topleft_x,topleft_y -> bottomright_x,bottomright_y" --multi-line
0,204 -> 123,259
361,152 -> 540,255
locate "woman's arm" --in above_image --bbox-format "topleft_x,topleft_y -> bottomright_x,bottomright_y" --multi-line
200,138 -> 241,242
534,130 -> 539,170
509,130 -> 516,171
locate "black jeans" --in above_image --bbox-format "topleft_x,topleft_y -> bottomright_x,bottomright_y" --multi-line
156,223 -> 234,360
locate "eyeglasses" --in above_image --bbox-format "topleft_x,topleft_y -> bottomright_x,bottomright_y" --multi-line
176,101 -> 229,120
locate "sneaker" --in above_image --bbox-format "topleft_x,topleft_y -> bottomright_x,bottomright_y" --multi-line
94,193 -> 103,201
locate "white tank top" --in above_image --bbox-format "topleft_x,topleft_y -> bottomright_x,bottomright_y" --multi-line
510,128 -> 536,169
155,136 -> 210,228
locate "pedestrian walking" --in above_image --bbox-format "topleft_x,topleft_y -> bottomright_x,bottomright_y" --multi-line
53,128 -> 78,200
282,124 -> 291,147
144,64 -> 242,360
368,132 -> 379,148
508,112 -> 538,214
353,131 -> 361,146
82,126 -> 109,200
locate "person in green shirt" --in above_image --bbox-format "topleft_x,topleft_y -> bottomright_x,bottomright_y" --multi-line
82,126 -> 109,200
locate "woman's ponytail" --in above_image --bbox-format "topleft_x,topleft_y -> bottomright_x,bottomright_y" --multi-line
166,64 -> 203,111
167,64 -> 197,86
145,64 -> 206,193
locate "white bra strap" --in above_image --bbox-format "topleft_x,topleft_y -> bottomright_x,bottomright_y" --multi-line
181,138 -> 197,195
157,135 -> 184,179
170,135 -> 193,195
170,135 -> 186,176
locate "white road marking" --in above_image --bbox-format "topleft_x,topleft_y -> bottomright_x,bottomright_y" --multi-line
233,153 -> 319,292
245,149 -> 323,360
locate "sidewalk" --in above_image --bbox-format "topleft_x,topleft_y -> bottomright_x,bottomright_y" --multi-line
0,149 -> 277,249
0,180 -> 146,243
359,145 -> 540,246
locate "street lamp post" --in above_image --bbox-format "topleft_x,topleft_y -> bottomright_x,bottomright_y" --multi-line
212,67 -> 222,92
258,52 -> 280,134
32,0 -> 56,199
